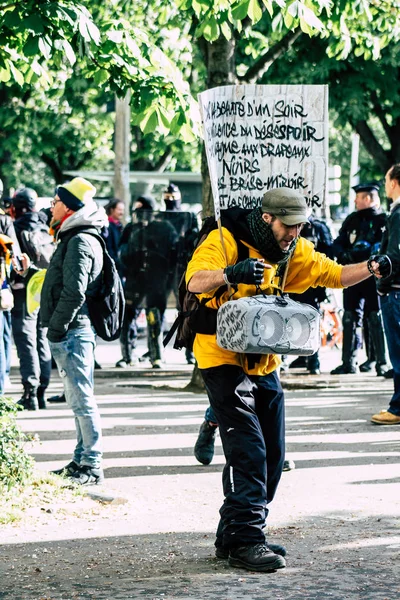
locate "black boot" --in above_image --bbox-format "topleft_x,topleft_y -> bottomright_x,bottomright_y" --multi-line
37,385 -> 47,409
48,393 -> 66,403
368,311 -> 390,376
307,352 -> 320,375
147,307 -> 163,368
18,384 -> 39,411
229,543 -> 286,572
289,356 -> 308,369
194,421 -> 218,465
331,310 -> 360,374
360,359 -> 375,373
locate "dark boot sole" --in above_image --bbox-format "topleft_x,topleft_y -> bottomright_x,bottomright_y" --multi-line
228,555 -> 286,572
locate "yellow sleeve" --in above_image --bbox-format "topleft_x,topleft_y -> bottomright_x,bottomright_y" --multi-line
186,228 -> 238,298
285,238 -> 344,293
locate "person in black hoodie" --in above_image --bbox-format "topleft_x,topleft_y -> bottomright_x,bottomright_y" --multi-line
9,188 -> 53,410
331,183 -> 389,375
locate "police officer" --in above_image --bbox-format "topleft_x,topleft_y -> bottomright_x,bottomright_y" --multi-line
162,183 -> 199,364
117,196 -> 178,368
331,182 -> 389,375
289,214 -> 334,375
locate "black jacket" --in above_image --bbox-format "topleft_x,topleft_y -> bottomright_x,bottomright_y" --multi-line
41,204 -> 106,342
333,207 -> 387,265
377,202 -> 400,294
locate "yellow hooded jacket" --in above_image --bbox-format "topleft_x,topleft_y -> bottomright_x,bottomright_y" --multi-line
186,227 -> 344,376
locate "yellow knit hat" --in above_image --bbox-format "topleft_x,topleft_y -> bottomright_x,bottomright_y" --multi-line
57,177 -> 96,211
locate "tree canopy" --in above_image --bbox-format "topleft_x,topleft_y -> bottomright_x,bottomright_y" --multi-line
1,0 -> 400,197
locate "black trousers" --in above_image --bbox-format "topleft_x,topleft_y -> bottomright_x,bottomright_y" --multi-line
200,364 -> 285,548
343,277 -> 379,325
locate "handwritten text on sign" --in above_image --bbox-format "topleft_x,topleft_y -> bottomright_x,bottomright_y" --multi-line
199,85 -> 328,214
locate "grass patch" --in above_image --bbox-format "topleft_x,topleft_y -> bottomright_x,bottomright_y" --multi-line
0,471 -> 84,525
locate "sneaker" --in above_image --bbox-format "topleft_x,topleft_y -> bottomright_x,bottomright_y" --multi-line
70,465 -> 104,486
289,356 -> 307,369
51,461 -> 80,476
283,459 -> 295,471
229,543 -> 286,572
194,421 -> 217,465
371,410 -> 400,425
216,542 -> 286,560
152,359 -> 163,369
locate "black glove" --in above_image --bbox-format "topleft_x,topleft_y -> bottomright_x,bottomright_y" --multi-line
224,258 -> 265,286
368,254 -> 392,278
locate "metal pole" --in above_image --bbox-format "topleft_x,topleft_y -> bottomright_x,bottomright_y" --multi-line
114,92 -> 131,215
349,133 -> 360,214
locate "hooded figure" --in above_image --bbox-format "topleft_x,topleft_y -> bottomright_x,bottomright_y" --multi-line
41,177 -> 107,486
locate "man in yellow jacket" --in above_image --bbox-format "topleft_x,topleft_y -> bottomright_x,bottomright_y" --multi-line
186,187 -> 383,573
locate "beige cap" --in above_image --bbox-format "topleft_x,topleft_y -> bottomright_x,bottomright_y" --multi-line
261,187 -> 309,226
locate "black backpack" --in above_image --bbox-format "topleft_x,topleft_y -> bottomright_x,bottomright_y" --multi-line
63,230 -> 125,342
163,217 -> 247,351
19,226 -> 55,268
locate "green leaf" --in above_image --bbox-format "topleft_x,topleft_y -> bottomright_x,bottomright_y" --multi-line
261,0 -> 273,17
24,36 -> 40,58
179,123 -> 196,143
248,0 -> 262,23
93,69 -> 110,86
299,5 -> 324,32
3,8 -> 22,29
141,109 -> 159,135
107,30 -> 124,44
86,18 -> 101,46
283,12 -> 295,29
62,40 -> 76,66
0,65 -> 10,83
221,21 -> 232,40
202,16 -> 219,41
232,1 -> 250,21
24,14 -> 45,34
8,61 -> 24,86
38,37 -> 52,60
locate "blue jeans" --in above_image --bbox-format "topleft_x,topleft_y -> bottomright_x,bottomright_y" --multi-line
380,292 -> 400,416
0,311 -> 5,394
3,310 -> 12,377
49,326 -> 102,468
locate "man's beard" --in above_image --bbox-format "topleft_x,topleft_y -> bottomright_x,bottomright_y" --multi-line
246,207 -> 297,265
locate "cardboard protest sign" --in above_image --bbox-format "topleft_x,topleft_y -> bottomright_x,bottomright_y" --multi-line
198,84 -> 328,218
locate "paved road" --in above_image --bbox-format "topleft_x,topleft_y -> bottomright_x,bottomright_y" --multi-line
1,345 -> 400,599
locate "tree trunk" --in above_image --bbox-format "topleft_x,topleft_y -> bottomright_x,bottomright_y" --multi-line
186,33 -> 238,390
353,119 -> 393,174
200,33 -> 237,216
185,363 -> 206,393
